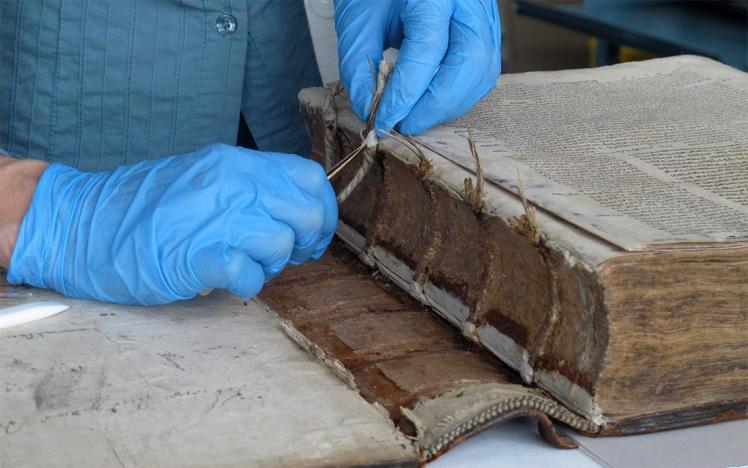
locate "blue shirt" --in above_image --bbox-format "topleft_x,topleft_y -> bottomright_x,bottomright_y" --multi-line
0,0 -> 322,171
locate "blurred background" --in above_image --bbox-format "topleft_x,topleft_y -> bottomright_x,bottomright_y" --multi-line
501,0 -> 747,73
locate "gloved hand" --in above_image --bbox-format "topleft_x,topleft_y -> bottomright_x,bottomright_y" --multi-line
335,0 -> 501,135
7,144 -> 338,305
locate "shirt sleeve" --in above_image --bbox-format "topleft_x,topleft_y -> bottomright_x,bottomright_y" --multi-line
241,0 -> 323,156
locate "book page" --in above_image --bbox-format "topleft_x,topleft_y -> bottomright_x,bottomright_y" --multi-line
417,56 -> 748,250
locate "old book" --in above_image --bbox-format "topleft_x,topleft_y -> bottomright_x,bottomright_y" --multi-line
293,55 -> 748,439
260,243 -> 594,461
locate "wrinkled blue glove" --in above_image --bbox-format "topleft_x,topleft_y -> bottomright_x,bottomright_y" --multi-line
8,144 -> 338,305
335,0 -> 501,135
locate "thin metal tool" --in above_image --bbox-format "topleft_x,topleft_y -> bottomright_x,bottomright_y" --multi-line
326,143 -> 365,181
204,61 -> 392,297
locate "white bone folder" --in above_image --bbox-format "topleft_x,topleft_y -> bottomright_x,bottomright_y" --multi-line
0,301 -> 69,330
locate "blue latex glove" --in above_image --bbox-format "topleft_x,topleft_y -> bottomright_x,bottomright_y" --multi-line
7,144 -> 338,305
335,0 -> 501,135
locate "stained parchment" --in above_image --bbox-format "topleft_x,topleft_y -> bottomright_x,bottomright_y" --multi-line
417,56 -> 748,250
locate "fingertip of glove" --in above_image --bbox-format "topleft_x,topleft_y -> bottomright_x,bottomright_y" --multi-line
311,238 -> 333,260
230,282 -> 263,301
289,250 -> 313,266
263,262 -> 288,282
350,94 -> 373,124
374,117 -> 395,135
352,67 -> 386,110
396,116 -> 430,137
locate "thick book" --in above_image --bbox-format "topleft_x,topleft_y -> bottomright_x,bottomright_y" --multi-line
290,55 -> 747,441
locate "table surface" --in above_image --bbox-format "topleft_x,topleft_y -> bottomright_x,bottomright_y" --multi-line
515,0 -> 748,70
432,418 -> 748,468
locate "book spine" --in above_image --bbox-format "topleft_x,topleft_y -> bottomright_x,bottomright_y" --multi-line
303,102 -> 609,422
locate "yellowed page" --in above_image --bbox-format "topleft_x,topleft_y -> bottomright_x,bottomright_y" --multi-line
417,56 -> 748,250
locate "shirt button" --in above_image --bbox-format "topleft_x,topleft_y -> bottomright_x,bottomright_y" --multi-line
216,14 -> 237,36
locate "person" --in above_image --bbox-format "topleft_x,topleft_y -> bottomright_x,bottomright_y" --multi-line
0,0 -> 501,306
